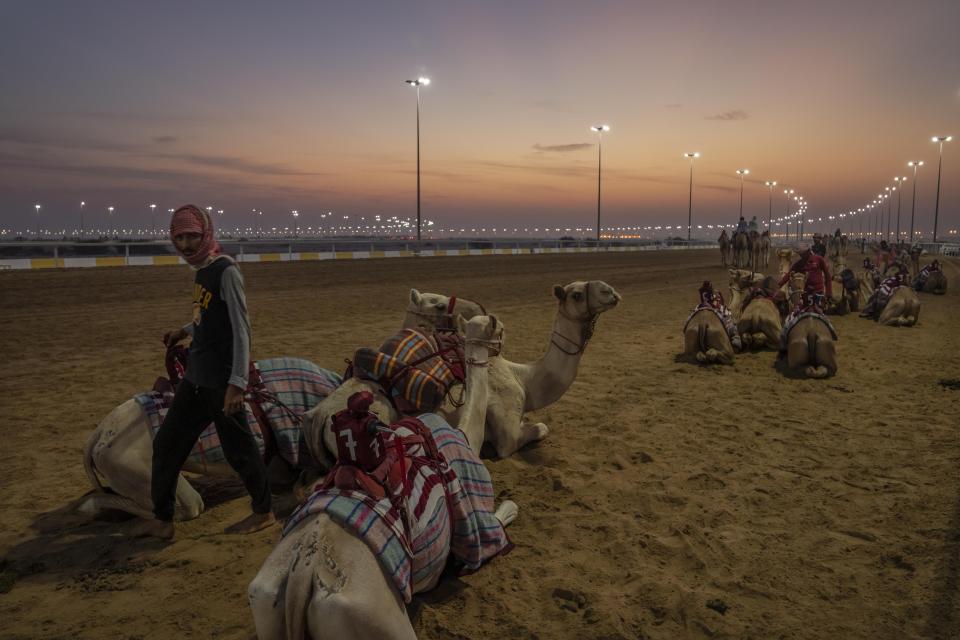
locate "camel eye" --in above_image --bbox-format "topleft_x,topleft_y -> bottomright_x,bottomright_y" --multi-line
572,292 -> 583,301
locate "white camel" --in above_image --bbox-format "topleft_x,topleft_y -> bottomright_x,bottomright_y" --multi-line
79,359 -> 339,521
402,289 -> 486,331
248,315 -> 516,640
302,280 -> 621,460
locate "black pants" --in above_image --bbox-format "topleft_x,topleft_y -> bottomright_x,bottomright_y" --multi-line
151,381 -> 271,522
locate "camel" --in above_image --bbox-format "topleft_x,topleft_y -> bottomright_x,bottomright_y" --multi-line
877,287 -> 921,327
738,290 -> 782,351
782,315 -> 838,378
827,234 -> 849,275
248,315 -> 518,640
859,267 -> 879,305
919,270 -> 948,295
758,230 -> 772,268
732,231 -> 750,269
718,229 -> 731,267
402,289 -> 486,332
683,307 -> 735,365
79,358 -> 341,521
726,269 -> 766,321
302,281 -> 622,460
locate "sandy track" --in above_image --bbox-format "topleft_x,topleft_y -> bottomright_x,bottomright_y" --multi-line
1,250 -> 958,639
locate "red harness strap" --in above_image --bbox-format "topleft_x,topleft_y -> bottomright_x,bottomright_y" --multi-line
245,362 -> 278,463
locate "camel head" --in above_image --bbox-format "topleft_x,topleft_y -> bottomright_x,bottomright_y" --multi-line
457,313 -> 504,350
403,288 -> 486,332
301,377 -> 398,466
728,269 -> 760,289
552,280 -> 621,321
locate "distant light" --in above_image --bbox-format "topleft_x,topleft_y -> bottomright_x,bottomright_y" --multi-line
591,124 -> 611,132
684,151 -> 700,158
908,160 -> 924,167
932,135 -> 952,143
736,168 -> 750,175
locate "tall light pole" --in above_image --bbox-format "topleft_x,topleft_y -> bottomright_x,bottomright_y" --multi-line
931,135 -> 952,243
684,152 -> 700,241
592,125 -> 611,243
908,160 -> 924,242
149,204 -> 157,236
736,169 -> 750,221
405,76 -> 430,247
292,210 -> 299,238
783,188 -> 794,240
764,180 -> 777,232
893,176 -> 906,242
34,204 -> 41,239
884,187 -> 892,241
107,206 -> 115,237
80,201 -> 85,238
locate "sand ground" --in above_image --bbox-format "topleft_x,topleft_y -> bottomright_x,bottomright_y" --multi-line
1,249 -> 958,640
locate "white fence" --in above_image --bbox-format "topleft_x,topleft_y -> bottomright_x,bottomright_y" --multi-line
0,241 -> 718,270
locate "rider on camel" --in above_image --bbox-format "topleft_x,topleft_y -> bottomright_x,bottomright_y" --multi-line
779,241 -> 833,300
860,263 -> 909,319
696,281 -> 742,351
913,259 -> 942,290
748,216 -> 758,233
736,216 -> 748,233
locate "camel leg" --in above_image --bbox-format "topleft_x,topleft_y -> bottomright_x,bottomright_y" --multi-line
249,515 -> 416,640
706,326 -> 734,365
786,337 -> 808,373
495,500 -> 519,527
485,393 -> 547,459
81,399 -> 204,521
815,338 -> 837,377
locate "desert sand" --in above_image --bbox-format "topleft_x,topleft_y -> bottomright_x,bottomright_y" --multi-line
1,249 -> 958,640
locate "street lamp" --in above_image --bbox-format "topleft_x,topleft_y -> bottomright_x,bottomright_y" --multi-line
292,210 -> 299,238
764,180 -> 777,231
592,125 -> 611,242
34,204 -> 40,239
908,160 -> 924,242
405,76 -> 430,248
736,169 -> 750,221
931,135 -> 952,243
884,187 -> 892,241
783,188 -> 795,240
893,176 -> 907,242
79,201 -> 85,238
149,204 -> 157,236
684,152 -> 700,241
107,206 -> 115,237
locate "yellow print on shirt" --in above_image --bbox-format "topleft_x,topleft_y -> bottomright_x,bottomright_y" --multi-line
192,283 -> 213,325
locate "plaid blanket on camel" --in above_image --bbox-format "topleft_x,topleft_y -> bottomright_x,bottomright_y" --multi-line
283,412 -> 511,602
134,358 -> 341,469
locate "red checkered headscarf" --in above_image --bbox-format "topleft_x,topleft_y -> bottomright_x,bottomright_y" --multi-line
169,204 -> 221,268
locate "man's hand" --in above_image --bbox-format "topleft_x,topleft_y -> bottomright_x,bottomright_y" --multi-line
163,327 -> 188,347
224,384 -> 245,415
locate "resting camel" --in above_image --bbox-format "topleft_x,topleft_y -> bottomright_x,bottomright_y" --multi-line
303,281 -> 622,459
249,315 -> 516,640
859,267 -> 879,305
683,307 -> 735,365
726,269 -> 766,321
718,229 -> 731,267
827,234 -> 849,274
877,287 -> 921,327
918,270 -> 948,295
80,358 -> 340,521
402,289 -> 486,331
782,315 -> 838,378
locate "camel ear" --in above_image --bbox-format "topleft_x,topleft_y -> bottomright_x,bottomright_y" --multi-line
553,285 -> 566,301
488,314 -> 498,331
409,288 -> 421,305
455,314 -> 466,334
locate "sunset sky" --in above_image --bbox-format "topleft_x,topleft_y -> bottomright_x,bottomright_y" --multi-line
1,0 -> 958,237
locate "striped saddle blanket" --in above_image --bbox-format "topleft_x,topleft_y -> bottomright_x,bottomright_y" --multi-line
134,358 -> 342,469
284,413 -> 511,602
684,304 -> 733,333
352,329 -> 463,413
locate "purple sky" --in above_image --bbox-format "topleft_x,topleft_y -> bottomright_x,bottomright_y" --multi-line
1,0 -> 958,237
